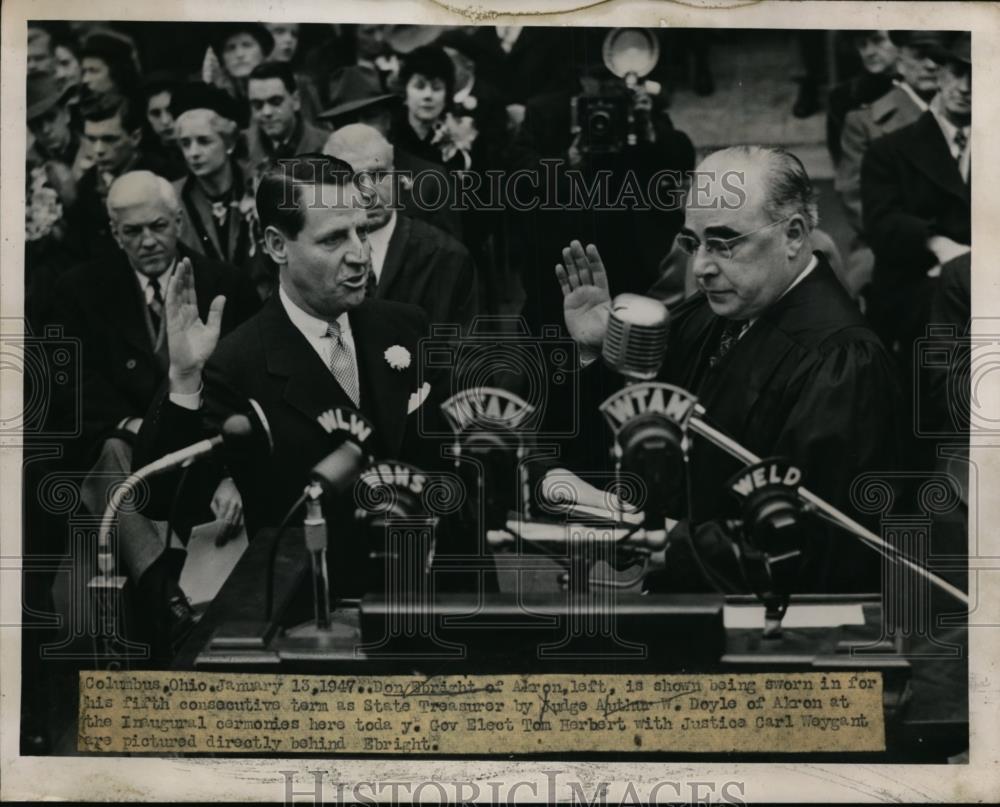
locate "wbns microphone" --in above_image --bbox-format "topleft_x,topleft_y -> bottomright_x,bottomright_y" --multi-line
602,294 -> 670,381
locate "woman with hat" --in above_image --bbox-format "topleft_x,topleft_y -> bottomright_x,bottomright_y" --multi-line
79,32 -> 139,100
171,83 -> 270,296
204,22 -> 273,127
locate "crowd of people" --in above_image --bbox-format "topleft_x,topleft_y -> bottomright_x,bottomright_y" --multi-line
20,22 -> 972,749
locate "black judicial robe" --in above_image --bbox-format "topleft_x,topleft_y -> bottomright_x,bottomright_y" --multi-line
654,254 -> 904,593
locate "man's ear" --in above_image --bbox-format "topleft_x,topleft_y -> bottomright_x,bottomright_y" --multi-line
127,127 -> 143,149
263,224 -> 289,265
291,90 -> 301,114
784,215 -> 808,260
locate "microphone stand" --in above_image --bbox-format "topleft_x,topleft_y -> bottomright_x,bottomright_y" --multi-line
302,483 -> 332,631
688,405 -> 969,607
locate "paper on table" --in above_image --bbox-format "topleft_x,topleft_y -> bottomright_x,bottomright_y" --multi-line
177,522 -> 249,607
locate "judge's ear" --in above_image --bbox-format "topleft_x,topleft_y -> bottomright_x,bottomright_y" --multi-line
263,224 -> 289,265
783,214 -> 809,261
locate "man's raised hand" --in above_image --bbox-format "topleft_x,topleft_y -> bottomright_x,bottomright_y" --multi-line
555,240 -> 612,352
165,257 -> 225,393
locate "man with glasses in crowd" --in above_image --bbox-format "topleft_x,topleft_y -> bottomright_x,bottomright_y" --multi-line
555,145 -> 902,593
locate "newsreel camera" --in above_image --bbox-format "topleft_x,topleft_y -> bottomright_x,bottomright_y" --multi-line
571,28 -> 666,154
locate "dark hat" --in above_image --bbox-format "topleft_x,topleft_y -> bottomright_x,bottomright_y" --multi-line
211,22 -> 274,60
317,66 -> 398,123
888,30 -> 950,54
170,82 -> 240,122
27,73 -> 70,121
940,31 -> 971,66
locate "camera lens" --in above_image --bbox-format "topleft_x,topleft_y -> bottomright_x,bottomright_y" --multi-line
590,110 -> 611,135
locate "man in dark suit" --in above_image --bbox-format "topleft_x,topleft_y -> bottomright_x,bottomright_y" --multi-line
861,33 -> 971,373
244,61 -> 330,170
556,145 -> 902,593
317,76 -> 464,240
323,124 -> 478,333
837,31 -> 945,234
50,170 -> 260,652
134,155 -> 445,603
64,92 -> 169,261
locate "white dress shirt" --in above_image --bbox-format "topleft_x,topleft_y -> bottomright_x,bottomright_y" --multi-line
134,262 -> 174,307
278,284 -> 357,371
367,210 -> 397,285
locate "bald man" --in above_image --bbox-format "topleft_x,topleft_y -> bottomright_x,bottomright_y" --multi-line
558,146 -> 902,593
50,170 -> 259,656
323,124 -> 478,334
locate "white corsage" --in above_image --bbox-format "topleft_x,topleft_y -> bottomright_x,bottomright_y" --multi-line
384,345 -> 411,371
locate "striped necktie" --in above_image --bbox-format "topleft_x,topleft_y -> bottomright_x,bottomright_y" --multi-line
326,321 -> 360,406
146,278 -> 165,336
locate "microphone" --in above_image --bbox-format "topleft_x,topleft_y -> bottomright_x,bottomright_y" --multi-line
139,400 -> 272,477
302,407 -> 375,630
599,302 -> 971,607
100,399 -> 272,545
602,293 -> 670,381
310,407 -> 375,494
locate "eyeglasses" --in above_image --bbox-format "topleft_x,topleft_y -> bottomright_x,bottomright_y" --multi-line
675,215 -> 795,260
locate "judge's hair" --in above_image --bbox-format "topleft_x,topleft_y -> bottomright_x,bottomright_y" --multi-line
718,144 -> 819,230
255,153 -> 358,238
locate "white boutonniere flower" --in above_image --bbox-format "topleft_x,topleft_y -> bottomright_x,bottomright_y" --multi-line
460,94 -> 478,111
384,345 -> 411,370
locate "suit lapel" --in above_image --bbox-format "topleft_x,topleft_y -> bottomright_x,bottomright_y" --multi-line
107,253 -> 159,359
901,112 -> 969,202
375,214 -> 410,299
350,303 -> 410,457
259,296 -> 355,426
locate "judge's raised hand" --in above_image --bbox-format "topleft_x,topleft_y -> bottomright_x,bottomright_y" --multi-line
555,240 -> 612,352
165,256 -> 226,394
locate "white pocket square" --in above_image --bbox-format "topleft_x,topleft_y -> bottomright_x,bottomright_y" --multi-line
407,382 -> 431,415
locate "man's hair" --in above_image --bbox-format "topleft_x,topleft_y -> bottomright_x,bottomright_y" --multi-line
256,153 -> 358,238
248,60 -> 297,94
106,170 -> 180,220
79,91 -> 144,134
399,45 -> 456,102
715,145 -> 818,229
27,25 -> 54,52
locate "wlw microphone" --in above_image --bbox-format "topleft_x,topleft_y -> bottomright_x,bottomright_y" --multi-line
302,407 -> 376,630
602,293 -> 671,380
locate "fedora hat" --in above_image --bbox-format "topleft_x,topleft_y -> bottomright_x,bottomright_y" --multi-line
27,73 -> 69,121
317,66 -> 398,123
210,21 -> 274,60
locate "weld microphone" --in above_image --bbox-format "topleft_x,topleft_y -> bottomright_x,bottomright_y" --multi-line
602,293 -> 671,380
601,299 -> 971,607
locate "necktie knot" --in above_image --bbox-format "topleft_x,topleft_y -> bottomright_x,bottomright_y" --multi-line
954,128 -> 968,152
326,321 -> 342,341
